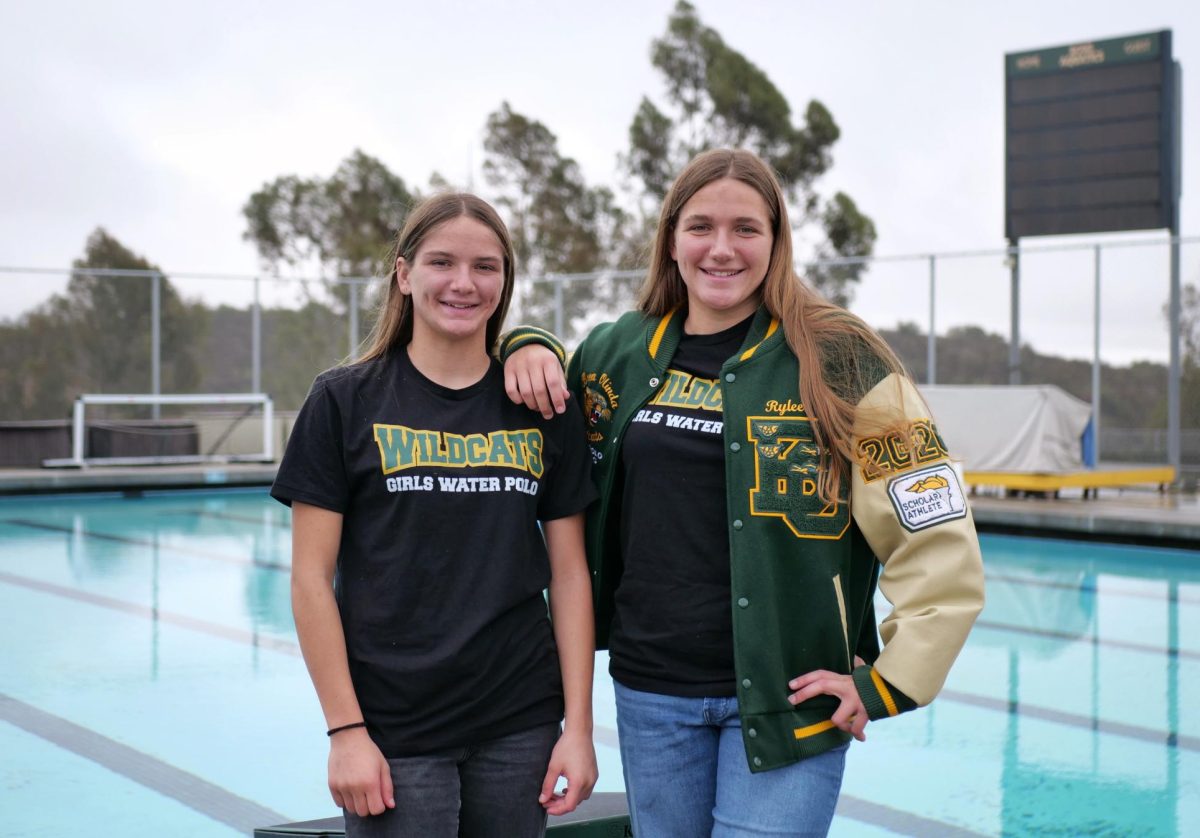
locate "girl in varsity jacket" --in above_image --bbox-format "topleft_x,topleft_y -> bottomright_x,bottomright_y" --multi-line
274,194 -> 598,837
502,150 -> 984,837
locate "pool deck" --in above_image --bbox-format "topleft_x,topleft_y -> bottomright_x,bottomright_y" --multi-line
0,463 -> 277,495
1,464 -> 1198,546
967,487 -> 1200,546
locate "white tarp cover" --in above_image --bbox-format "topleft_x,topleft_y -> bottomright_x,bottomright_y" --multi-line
919,385 -> 1092,472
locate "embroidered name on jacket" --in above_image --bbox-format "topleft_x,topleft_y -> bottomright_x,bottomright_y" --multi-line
373,424 -> 544,477
746,416 -> 849,539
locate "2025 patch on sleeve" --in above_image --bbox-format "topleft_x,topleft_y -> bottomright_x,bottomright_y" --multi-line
886,463 -> 968,532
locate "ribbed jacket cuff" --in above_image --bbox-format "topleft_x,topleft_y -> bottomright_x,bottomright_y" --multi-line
497,327 -> 566,366
852,665 -> 917,721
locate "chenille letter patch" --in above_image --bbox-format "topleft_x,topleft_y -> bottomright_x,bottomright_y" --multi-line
886,463 -> 967,532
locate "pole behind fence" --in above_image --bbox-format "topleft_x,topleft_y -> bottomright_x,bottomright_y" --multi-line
554,275 -> 564,341
151,273 -> 161,419
1008,241 -> 1021,385
1168,236 -> 1182,474
927,255 -> 937,386
349,281 -> 360,360
1092,246 -> 1101,465
252,275 -> 262,394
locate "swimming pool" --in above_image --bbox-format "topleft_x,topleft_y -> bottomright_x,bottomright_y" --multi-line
1,488 -> 1196,836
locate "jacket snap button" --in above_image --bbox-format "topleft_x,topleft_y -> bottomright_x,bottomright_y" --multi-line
732,519 -> 743,530
742,678 -> 752,689
649,377 -> 660,387
725,373 -> 736,383
753,756 -> 762,767
729,442 -> 741,452
748,728 -> 757,738
737,597 -> 749,608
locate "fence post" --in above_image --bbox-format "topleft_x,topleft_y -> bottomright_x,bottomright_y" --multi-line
1168,235 -> 1181,475
151,272 -> 161,419
927,255 -> 937,385
1008,240 -> 1021,385
252,275 -> 262,394
72,398 -> 85,466
348,280 -> 360,360
554,275 -> 564,340
1092,245 -> 1101,465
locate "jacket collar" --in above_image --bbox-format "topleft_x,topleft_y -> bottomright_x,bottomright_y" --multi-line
645,306 -> 782,368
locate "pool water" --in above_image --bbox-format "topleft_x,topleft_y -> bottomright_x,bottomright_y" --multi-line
1,489 -> 1197,836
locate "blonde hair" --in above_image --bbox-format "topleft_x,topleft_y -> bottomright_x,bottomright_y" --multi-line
638,148 -> 908,502
358,193 -> 516,363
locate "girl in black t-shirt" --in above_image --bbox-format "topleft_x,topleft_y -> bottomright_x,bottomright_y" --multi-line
274,194 -> 597,837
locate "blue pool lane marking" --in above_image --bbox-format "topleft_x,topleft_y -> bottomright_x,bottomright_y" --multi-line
2,567 -> 1196,757
0,570 -> 303,656
941,688 -> 1200,751
0,659 -> 978,838
0,691 -> 290,833
14,510 -> 1199,663
2,518 -> 291,572
835,796 -> 992,838
973,617 -> 1200,661
153,508 -> 293,528
985,569 -> 1200,606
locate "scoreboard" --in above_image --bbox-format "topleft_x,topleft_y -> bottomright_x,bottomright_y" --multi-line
1005,30 -> 1180,239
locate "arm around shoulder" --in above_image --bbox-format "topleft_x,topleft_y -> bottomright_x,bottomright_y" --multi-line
499,327 -> 571,419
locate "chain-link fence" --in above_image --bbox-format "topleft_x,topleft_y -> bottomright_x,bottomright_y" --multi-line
2,235 -> 1197,479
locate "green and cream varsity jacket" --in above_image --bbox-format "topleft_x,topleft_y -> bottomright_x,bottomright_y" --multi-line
501,307 -> 985,772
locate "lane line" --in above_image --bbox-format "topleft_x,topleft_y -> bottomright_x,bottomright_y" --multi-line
0,571 -> 301,656
5,568 -> 1197,756
2,518 -> 290,573
2,568 -> 1191,835
835,796 -> 993,837
984,570 -> 1200,606
155,508 -> 292,529
0,691 -> 291,833
973,618 -> 1200,661
941,689 -> 1200,752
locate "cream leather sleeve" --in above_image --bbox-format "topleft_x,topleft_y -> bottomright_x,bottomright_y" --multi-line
849,373 -> 985,706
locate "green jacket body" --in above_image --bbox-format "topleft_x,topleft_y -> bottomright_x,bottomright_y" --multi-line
503,307 -> 985,772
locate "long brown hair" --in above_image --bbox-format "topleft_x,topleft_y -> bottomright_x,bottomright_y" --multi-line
358,193 -> 516,363
638,149 -> 909,502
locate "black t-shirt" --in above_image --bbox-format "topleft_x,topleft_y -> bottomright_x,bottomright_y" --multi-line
609,314 -> 753,697
271,348 -> 596,756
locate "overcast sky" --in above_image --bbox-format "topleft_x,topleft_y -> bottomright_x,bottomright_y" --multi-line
1,0 -> 1196,365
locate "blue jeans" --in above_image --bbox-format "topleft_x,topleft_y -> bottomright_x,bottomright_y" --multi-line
614,682 -> 847,837
343,721 -> 559,838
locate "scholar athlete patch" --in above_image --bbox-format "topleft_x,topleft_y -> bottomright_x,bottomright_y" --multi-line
887,463 -> 967,532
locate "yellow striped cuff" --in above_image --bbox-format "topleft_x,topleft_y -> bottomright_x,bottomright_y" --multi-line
793,719 -> 837,740
870,668 -> 900,717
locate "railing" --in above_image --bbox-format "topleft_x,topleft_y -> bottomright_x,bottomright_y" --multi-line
2,233 -> 1197,480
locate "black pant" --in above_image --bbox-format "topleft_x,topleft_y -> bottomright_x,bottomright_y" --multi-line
344,722 -> 560,838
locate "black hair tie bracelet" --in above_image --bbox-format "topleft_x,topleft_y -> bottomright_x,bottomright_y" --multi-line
327,721 -> 367,737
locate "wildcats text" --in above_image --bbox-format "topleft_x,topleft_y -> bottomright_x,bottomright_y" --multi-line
373,425 -> 544,478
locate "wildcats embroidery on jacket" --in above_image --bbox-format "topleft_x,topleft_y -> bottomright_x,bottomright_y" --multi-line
746,416 -> 849,539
